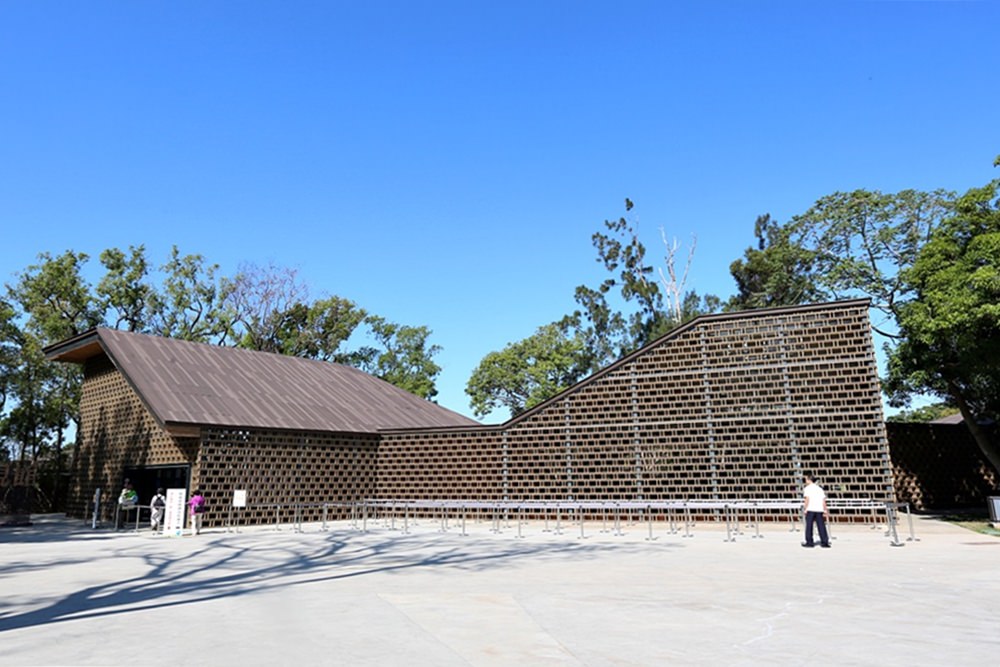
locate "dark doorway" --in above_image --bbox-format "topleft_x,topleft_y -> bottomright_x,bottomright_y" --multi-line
122,465 -> 190,507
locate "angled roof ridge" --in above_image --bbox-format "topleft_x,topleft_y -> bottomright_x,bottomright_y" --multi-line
46,326 -> 480,434
497,298 -> 873,428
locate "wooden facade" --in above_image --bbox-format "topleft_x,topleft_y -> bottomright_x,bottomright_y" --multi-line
378,299 -> 893,507
49,299 -> 894,528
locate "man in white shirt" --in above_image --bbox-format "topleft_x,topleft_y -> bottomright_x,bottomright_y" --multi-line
802,473 -> 831,548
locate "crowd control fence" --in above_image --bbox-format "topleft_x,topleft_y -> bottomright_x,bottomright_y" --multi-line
213,497 -> 918,546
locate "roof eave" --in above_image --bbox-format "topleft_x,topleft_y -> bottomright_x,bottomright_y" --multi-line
43,328 -> 105,363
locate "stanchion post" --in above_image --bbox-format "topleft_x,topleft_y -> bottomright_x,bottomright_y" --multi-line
92,488 -> 102,529
904,503 -> 919,542
886,503 -> 904,547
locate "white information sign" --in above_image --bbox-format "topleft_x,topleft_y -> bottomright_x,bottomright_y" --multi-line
164,488 -> 188,537
232,489 -> 247,508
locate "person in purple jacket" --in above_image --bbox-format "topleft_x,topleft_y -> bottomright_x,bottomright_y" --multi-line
187,490 -> 206,535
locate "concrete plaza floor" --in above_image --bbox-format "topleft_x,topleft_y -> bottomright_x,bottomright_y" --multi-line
1,511 -> 999,666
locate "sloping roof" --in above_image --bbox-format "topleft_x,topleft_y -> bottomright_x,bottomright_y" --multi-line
382,298 -> 876,434
45,328 -> 480,435
930,413 -> 964,425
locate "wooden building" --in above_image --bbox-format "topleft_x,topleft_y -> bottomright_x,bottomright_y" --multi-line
46,299 -> 894,527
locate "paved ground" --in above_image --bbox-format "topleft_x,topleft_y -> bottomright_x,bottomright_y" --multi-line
1,512 -> 999,666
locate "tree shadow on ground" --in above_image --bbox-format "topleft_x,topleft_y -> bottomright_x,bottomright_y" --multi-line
0,524 -> 674,633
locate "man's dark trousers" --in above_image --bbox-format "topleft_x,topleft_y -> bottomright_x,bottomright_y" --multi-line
804,511 -> 830,547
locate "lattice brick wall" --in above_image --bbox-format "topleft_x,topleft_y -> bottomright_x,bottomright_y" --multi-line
887,422 -> 998,510
70,355 -> 198,521
199,428 -> 378,525
377,429 -> 503,501
377,302 -> 893,514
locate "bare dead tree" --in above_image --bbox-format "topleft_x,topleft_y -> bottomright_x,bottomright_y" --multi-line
657,228 -> 697,324
224,262 -> 310,352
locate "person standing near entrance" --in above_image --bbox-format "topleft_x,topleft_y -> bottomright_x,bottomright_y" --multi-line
118,480 -> 138,507
150,488 -> 167,533
187,489 -> 205,535
801,473 -> 831,548
116,480 -> 138,529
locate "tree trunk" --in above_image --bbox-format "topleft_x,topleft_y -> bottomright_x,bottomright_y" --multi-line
950,381 -> 1000,480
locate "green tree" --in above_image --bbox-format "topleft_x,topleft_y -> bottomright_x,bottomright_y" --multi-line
573,200 -> 665,365
11,251 -> 103,342
570,199 -> 718,371
358,316 -> 442,400
469,199 -> 719,419
0,298 -> 20,416
223,263 -> 370,362
0,298 -> 22,463
466,322 -> 587,419
885,403 -> 959,423
790,188 -> 953,336
728,214 -> 826,310
1,340 -> 57,465
97,245 -> 156,332
268,297 -> 368,362
149,246 -> 233,344
6,251 -> 99,508
885,179 -> 1000,472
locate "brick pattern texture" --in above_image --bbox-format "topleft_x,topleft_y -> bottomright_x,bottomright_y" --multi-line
69,355 -> 199,521
378,303 -> 894,511
67,301 -> 896,527
888,422 -> 998,510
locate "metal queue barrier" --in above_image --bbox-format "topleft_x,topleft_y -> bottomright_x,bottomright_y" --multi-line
114,502 -> 144,532
225,501 -> 361,534
214,498 -> 918,546
353,498 -> 917,546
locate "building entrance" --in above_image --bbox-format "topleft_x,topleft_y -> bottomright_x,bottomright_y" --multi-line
122,465 -> 190,507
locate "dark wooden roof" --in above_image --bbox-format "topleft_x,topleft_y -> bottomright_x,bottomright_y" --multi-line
46,328 -> 480,435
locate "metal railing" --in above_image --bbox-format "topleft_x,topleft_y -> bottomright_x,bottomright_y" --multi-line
216,497 -> 918,546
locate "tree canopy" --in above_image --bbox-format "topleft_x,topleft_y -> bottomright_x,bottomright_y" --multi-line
6,157 -> 1000,503
726,172 -> 999,473
885,179 -> 1000,471
466,200 -> 720,418
787,188 -> 953,335
1,246 -> 447,508
466,322 -> 587,419
727,213 -> 825,310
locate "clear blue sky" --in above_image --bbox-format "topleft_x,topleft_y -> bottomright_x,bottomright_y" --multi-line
2,1 -> 998,421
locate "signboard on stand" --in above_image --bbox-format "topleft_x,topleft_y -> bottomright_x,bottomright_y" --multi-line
164,488 -> 187,536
